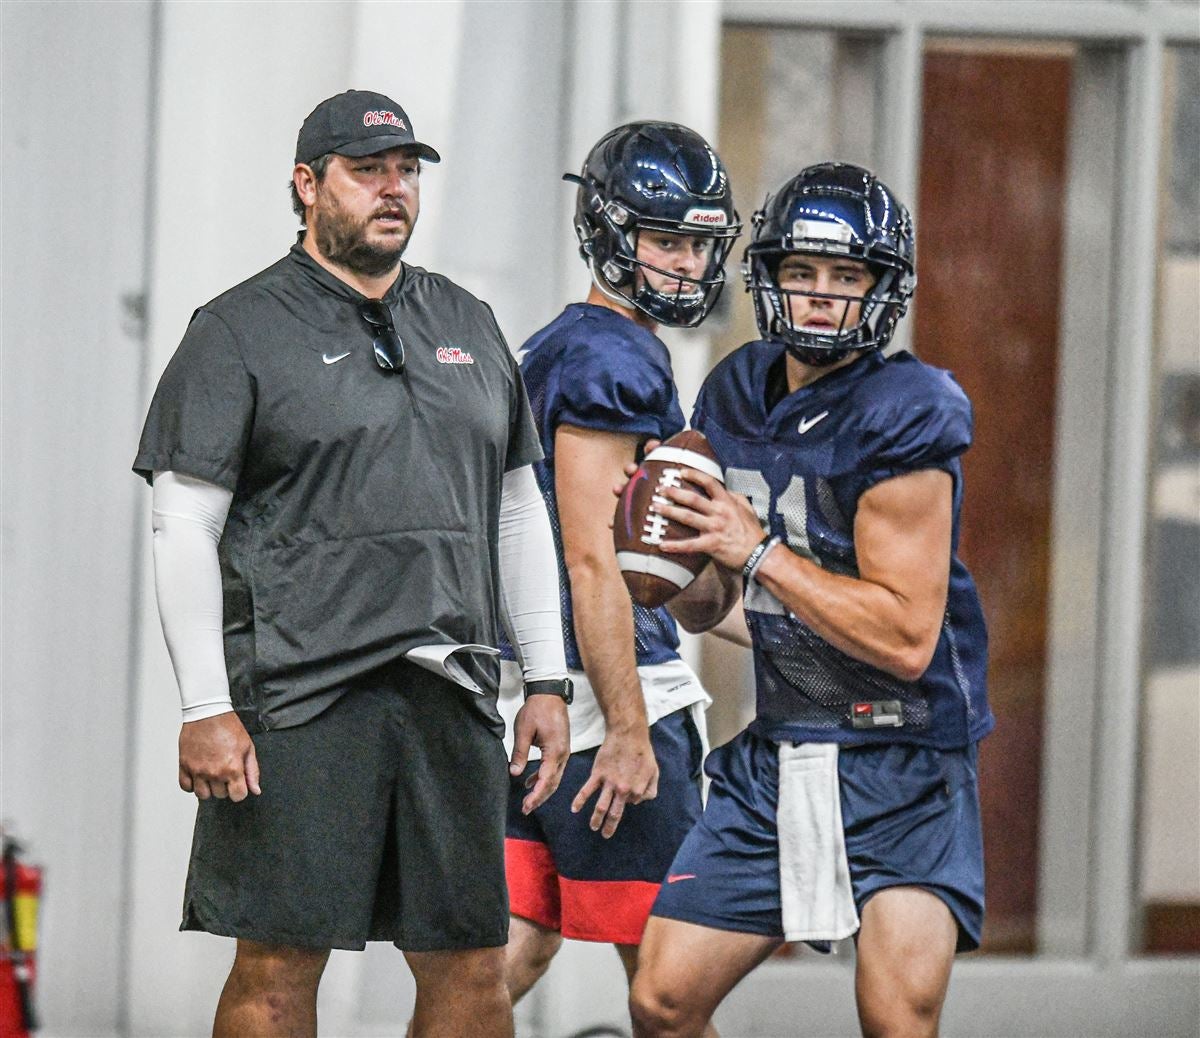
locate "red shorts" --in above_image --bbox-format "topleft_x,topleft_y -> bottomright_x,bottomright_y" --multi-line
505,707 -> 704,945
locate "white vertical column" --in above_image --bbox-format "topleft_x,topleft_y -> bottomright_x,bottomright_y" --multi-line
1093,33 -> 1165,964
877,21 -> 923,356
0,3 -> 154,1034
414,0 -> 571,345
559,0 -> 624,312
345,0 -> 466,279
1037,45 -> 1124,957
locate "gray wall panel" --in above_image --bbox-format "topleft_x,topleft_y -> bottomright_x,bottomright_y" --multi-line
0,1 -> 154,1032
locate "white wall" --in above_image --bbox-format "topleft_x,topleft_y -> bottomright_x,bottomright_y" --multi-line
1,2 -> 154,1032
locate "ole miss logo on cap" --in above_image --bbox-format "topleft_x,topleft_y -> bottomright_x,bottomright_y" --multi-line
363,110 -> 408,131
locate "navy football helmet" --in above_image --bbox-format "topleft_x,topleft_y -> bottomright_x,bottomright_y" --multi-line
566,122 -> 741,327
744,163 -> 915,365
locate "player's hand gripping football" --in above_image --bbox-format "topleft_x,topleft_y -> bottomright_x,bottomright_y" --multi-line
178,712 -> 261,802
510,696 -> 570,815
648,467 -> 764,574
616,445 -> 764,574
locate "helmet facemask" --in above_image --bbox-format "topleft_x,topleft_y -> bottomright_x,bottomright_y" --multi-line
746,247 -> 908,366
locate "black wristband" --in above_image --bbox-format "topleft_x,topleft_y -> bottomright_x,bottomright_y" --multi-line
523,678 -> 574,705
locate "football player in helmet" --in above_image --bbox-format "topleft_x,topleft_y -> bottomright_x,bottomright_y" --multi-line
565,122 -> 741,327
743,161 -> 915,368
496,122 -> 739,1028
627,164 -> 992,1038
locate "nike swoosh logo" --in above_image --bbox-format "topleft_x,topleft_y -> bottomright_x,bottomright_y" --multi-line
323,351 -> 351,365
797,411 -> 829,435
666,873 -> 697,884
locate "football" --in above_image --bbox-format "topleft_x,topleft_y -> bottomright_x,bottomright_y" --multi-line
614,429 -> 724,608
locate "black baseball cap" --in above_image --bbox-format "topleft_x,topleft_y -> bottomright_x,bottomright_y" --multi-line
295,89 -> 441,166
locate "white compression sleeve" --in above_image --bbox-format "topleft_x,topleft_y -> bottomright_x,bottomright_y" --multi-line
498,465 -> 568,681
151,471 -> 235,722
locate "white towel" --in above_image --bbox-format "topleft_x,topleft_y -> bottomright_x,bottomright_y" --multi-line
777,742 -> 860,943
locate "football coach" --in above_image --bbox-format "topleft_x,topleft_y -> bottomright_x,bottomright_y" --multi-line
133,89 -> 572,1037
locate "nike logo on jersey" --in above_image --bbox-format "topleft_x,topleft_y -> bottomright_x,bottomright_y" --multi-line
798,411 -> 830,435
666,873 -> 697,884
322,351 -> 351,365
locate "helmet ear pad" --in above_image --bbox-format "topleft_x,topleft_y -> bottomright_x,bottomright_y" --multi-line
573,183 -> 642,291
601,255 -> 635,288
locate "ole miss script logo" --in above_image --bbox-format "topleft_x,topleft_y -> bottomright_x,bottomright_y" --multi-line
363,110 -> 408,131
436,347 -> 475,365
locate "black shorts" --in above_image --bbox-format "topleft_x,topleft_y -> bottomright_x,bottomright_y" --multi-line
181,660 -> 510,951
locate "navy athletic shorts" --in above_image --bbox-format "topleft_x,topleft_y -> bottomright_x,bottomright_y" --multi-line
505,707 -> 705,945
651,729 -> 985,952
181,659 -> 510,951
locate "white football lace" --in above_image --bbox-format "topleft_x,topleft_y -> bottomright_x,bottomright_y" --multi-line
641,467 -> 684,545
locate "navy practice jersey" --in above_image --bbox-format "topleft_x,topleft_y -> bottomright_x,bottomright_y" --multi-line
500,303 -> 685,669
694,343 -> 993,749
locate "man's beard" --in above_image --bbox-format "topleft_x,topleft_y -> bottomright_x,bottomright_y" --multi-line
312,193 -> 413,277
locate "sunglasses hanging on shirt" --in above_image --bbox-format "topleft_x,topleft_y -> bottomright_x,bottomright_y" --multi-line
358,300 -> 406,372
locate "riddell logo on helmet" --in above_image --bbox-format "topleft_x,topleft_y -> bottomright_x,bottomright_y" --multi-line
683,208 -> 728,226
363,110 -> 408,131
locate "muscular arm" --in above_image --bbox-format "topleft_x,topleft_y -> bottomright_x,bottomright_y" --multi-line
754,470 -> 951,679
657,467 -> 953,681
555,424 -> 658,835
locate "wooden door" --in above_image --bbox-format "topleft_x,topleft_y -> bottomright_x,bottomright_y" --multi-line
916,43 -> 1074,953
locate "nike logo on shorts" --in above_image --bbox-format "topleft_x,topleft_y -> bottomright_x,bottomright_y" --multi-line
666,873 -> 697,883
323,351 -> 351,365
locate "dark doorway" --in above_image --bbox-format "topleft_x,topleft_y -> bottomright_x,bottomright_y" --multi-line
916,41 -> 1074,954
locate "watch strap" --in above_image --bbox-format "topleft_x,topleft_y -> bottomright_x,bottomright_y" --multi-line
523,678 -> 574,704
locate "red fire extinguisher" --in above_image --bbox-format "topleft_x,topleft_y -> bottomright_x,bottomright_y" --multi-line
0,836 -> 41,1037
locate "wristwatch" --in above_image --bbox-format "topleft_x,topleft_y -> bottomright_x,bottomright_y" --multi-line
523,678 -> 574,705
